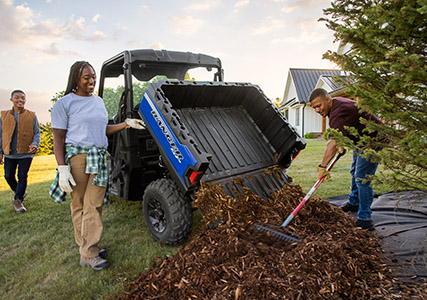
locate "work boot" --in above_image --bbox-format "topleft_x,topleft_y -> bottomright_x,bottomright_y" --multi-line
341,202 -> 359,213
80,255 -> 110,271
355,219 -> 375,231
98,247 -> 108,259
12,199 -> 26,213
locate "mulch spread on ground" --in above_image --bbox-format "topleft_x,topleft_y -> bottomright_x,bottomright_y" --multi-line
110,179 -> 426,300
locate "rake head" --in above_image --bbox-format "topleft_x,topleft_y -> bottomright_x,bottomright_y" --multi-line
254,222 -> 302,243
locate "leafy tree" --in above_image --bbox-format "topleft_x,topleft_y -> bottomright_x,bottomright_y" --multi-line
48,91 -> 65,112
185,73 -> 195,81
273,97 -> 281,109
321,0 -> 426,190
103,76 -> 173,118
37,123 -> 53,155
132,81 -> 151,108
103,87 -> 122,119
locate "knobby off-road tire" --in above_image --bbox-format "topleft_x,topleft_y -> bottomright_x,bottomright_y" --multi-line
143,178 -> 193,244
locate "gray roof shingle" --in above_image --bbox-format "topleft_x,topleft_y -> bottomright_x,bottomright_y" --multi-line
290,68 -> 342,103
321,74 -> 348,91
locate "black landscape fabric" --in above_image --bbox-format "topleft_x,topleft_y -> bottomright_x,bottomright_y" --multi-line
327,190 -> 427,283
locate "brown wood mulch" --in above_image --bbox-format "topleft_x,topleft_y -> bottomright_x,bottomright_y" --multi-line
110,181 -> 426,300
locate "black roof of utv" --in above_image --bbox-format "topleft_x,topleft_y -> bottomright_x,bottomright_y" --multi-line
99,49 -> 223,85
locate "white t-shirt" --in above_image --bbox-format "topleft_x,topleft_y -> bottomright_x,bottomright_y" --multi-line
51,93 -> 108,148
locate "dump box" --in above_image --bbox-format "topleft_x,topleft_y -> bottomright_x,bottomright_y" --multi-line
139,81 -> 305,199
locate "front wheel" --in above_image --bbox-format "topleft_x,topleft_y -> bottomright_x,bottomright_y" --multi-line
143,179 -> 193,244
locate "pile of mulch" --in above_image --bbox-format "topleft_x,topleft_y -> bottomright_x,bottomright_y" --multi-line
110,181 -> 426,299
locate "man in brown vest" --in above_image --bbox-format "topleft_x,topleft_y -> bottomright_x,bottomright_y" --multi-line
0,90 -> 40,212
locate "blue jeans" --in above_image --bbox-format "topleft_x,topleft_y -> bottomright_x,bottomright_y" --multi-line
348,151 -> 379,221
3,157 -> 33,200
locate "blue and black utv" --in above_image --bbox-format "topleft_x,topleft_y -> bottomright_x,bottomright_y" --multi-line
98,49 -> 305,244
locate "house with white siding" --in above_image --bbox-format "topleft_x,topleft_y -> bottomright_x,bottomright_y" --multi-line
279,68 -> 348,137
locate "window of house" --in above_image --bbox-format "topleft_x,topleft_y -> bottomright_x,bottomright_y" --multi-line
295,107 -> 300,126
284,109 -> 289,120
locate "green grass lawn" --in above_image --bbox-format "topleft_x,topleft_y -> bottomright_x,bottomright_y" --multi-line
287,139 -> 393,199
0,155 -> 184,299
0,140 -> 393,299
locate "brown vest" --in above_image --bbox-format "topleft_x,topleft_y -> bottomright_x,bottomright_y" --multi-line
1,108 -> 35,154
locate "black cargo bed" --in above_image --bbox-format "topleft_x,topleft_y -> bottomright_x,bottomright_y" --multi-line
143,81 -> 305,199
178,106 -> 286,198
177,106 -> 275,180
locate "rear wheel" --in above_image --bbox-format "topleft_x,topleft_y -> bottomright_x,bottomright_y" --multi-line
143,178 -> 193,244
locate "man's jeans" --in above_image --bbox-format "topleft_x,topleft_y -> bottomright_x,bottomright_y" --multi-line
4,157 -> 33,200
348,151 -> 379,221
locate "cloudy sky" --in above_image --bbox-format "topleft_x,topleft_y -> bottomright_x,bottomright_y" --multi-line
0,0 -> 338,123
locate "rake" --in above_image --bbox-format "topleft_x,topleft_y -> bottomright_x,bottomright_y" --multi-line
254,152 -> 344,243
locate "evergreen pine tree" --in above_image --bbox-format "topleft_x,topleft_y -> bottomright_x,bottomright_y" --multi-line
321,0 -> 426,190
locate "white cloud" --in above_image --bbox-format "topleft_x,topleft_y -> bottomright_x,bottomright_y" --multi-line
92,14 -> 101,23
295,17 -> 319,29
186,0 -> 220,11
39,42 -> 61,55
281,4 -> 299,13
37,42 -> 80,56
87,30 -> 107,41
271,30 -> 327,45
171,16 -> 204,36
18,43 -> 80,63
125,39 -> 145,47
0,1 -> 106,53
235,0 -> 250,8
112,26 -> 128,41
233,0 -> 250,13
252,17 -> 285,35
0,0 -> 34,44
281,0 -> 330,13
148,42 -> 165,50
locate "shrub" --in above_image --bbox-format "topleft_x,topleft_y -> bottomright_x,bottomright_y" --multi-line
304,132 -> 315,139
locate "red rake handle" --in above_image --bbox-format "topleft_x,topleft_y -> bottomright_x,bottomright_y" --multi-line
281,152 -> 343,228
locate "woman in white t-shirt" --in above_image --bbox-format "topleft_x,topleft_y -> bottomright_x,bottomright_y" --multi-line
51,61 -> 144,271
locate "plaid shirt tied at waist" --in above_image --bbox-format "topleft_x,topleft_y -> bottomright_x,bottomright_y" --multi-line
49,144 -> 110,204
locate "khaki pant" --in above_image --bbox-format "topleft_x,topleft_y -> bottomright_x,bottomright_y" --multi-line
69,153 -> 107,258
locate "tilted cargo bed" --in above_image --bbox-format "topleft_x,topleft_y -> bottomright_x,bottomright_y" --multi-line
139,81 -> 306,199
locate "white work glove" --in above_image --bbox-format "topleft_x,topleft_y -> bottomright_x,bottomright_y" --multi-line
57,165 -> 76,193
125,118 -> 145,130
